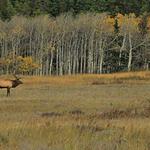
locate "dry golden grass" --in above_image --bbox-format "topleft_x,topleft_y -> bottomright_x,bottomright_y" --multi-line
1,71 -> 150,85
17,71 -> 150,85
0,72 -> 150,150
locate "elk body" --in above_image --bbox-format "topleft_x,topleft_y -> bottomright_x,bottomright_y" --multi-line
0,75 -> 23,96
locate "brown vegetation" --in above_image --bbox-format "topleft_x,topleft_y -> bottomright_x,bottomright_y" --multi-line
22,71 -> 150,85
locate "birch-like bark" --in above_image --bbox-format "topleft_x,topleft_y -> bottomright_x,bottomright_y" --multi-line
128,33 -> 132,72
119,33 -> 126,67
99,38 -> 104,74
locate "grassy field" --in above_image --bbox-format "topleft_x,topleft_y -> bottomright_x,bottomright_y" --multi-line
0,72 -> 150,150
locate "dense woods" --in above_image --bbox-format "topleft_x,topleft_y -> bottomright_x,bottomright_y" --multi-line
0,13 -> 150,75
1,0 -> 150,20
0,0 -> 150,75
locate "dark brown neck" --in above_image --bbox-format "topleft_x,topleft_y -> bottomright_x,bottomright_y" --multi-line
12,80 -> 19,88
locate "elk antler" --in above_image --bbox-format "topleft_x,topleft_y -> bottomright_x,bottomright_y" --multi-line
13,74 -> 21,80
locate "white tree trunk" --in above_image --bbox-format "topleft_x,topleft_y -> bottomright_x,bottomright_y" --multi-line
128,33 -> 132,72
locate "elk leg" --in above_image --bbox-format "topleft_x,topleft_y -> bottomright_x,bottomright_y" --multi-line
7,88 -> 10,96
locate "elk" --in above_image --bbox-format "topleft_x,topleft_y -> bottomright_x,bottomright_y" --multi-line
0,75 -> 23,96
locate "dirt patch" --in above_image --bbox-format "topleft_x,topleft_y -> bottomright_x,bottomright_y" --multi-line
94,107 -> 150,119
40,112 -> 62,117
92,80 -> 106,85
39,107 -> 150,119
75,124 -> 103,133
69,109 -> 85,115
91,79 -> 126,85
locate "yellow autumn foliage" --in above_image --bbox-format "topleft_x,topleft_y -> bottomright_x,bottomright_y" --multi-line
105,15 -> 115,33
95,14 -> 114,34
117,13 -> 141,33
17,56 -> 39,73
0,54 -> 39,73
96,13 -> 140,34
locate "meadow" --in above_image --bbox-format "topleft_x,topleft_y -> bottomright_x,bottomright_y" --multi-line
0,72 -> 150,150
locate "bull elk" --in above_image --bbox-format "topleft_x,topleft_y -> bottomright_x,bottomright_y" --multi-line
0,75 -> 23,96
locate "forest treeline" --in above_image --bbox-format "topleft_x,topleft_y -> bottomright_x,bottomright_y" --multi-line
1,0 -> 150,20
0,13 -> 150,75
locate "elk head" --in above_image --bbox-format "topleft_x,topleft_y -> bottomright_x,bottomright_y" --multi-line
12,74 -> 23,88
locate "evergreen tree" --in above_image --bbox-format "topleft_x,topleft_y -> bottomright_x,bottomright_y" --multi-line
0,0 -> 150,20
139,12 -> 149,36
0,0 -> 15,20
114,17 -> 119,34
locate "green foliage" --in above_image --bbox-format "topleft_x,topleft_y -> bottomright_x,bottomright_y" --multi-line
114,17 -> 119,34
0,0 -> 15,20
1,0 -> 150,20
139,12 -> 149,36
